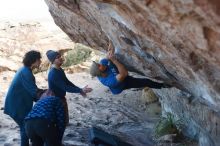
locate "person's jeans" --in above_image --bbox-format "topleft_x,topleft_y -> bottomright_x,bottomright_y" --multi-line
61,97 -> 69,126
15,119 -> 29,146
25,119 -> 62,146
124,76 -> 164,89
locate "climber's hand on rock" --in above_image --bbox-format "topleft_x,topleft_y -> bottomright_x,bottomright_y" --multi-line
107,39 -> 115,58
107,42 -> 116,61
107,51 -> 116,62
108,39 -> 114,52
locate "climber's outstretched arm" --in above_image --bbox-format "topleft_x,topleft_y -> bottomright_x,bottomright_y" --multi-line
107,41 -> 128,82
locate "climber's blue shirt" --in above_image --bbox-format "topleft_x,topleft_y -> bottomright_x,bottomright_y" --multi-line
98,59 -> 125,94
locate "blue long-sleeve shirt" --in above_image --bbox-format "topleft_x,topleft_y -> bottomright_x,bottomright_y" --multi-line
48,67 -> 82,98
25,96 -> 65,138
4,66 -> 38,122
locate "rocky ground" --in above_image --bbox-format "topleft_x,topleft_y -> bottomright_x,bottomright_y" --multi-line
0,70 -> 157,146
0,70 -> 197,146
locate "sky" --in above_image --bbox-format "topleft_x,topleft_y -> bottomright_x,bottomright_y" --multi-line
0,0 -> 53,21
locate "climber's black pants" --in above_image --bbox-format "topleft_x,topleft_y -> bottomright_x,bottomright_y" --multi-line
124,76 -> 164,89
25,119 -> 62,146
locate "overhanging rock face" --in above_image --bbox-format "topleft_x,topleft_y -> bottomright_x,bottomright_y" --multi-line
45,0 -> 220,145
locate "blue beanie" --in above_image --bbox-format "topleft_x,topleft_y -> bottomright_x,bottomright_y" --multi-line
99,59 -> 109,66
46,50 -> 59,63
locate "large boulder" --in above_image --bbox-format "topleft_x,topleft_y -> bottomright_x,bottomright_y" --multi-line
44,0 -> 220,145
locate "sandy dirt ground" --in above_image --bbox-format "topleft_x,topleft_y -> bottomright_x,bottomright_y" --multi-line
0,71 -> 163,146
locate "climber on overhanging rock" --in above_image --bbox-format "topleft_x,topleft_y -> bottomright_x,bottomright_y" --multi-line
90,40 -> 172,95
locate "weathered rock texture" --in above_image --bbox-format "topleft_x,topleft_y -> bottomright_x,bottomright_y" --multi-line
44,0 -> 220,145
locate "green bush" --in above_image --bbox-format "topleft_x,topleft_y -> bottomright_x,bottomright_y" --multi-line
63,44 -> 92,67
154,113 -> 183,138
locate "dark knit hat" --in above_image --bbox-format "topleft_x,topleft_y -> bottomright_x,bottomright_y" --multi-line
90,61 -> 102,77
46,50 -> 59,63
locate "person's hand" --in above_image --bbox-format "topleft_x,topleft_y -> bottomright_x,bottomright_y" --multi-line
107,40 -> 116,61
107,51 -> 116,61
36,89 -> 47,100
108,39 -> 114,52
83,85 -> 93,93
80,92 -> 87,97
41,89 -> 55,99
80,85 -> 93,97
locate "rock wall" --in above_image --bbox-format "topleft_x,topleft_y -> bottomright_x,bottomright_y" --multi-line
44,0 -> 220,145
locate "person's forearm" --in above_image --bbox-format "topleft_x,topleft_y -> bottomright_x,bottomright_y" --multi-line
111,59 -> 128,76
52,78 -> 82,94
66,85 -> 82,93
